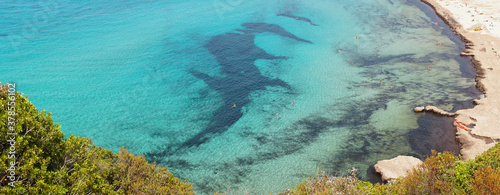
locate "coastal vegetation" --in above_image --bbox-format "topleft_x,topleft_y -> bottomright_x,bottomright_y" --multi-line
2,86 -> 500,195
282,145 -> 500,194
0,86 -> 193,194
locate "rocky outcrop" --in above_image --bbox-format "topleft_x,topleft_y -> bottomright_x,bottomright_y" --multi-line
374,156 -> 423,182
460,45 -> 476,56
413,105 -> 456,116
421,0 -> 500,160
425,106 -> 457,116
460,51 -> 474,56
413,106 -> 425,112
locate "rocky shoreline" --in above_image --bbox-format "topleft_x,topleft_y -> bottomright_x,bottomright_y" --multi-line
375,0 -> 500,180
421,0 -> 500,160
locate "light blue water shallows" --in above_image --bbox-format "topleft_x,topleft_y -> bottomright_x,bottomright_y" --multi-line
0,0 -> 480,194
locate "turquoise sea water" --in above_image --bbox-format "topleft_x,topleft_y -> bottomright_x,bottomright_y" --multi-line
0,0 -> 480,194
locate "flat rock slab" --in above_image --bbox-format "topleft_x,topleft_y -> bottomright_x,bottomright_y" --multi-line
374,155 -> 423,182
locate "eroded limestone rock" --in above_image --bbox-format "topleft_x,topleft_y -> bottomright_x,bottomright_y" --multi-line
374,155 -> 423,182
414,106 -> 425,112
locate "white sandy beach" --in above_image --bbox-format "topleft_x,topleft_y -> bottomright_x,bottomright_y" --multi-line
422,0 -> 500,160
435,0 -> 500,38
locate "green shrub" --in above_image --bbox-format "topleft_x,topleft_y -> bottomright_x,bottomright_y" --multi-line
5,85 -> 500,195
281,171 -> 372,195
283,144 -> 500,195
388,151 -> 458,194
471,165 -> 500,194
0,86 -> 193,194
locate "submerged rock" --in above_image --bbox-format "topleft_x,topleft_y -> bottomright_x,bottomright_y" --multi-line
413,106 -> 456,116
374,155 -> 423,182
414,106 -> 425,112
424,106 -> 457,116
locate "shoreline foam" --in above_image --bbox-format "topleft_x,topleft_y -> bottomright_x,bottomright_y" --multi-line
420,0 -> 500,160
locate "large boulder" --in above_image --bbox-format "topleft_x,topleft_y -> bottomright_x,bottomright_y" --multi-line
374,155 -> 423,182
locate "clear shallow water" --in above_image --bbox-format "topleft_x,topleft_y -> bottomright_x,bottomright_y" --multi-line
0,0 -> 480,194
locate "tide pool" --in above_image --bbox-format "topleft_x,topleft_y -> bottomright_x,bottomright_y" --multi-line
0,0 -> 480,194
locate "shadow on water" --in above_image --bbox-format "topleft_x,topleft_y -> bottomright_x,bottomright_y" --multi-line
408,114 -> 460,159
365,112 -> 463,184
407,97 -> 479,159
369,98 -> 478,183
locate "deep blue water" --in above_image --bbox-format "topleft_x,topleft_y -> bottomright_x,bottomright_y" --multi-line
0,0 -> 480,193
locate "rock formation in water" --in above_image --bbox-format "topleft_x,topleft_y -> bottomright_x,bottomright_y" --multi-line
413,105 -> 457,116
